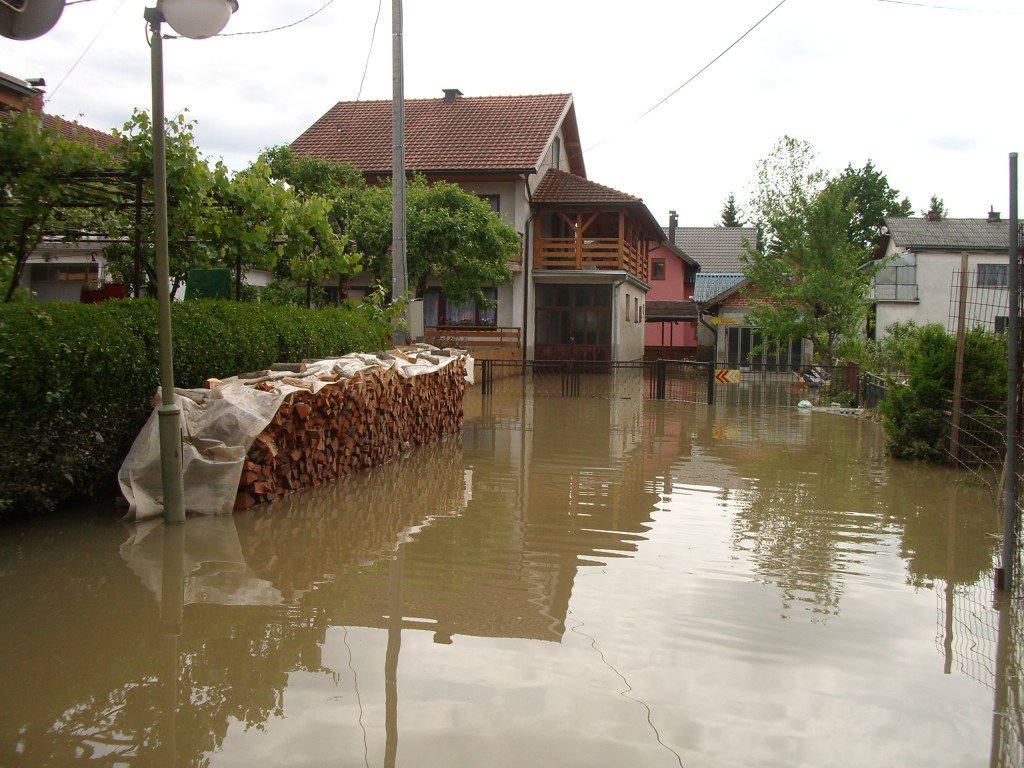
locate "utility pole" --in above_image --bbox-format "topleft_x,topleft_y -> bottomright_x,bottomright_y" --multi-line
1000,152 -> 1019,592
391,0 -> 408,345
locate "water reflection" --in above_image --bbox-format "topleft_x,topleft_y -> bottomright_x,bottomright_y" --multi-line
1,388 -> 1022,766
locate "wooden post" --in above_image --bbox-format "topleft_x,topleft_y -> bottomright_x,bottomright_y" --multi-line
950,251 -> 969,465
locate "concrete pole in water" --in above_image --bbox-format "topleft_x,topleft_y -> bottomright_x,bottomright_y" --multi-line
391,0 -> 408,346
147,10 -> 186,525
1001,152 -> 1019,593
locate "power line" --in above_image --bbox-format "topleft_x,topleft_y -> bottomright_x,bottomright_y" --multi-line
583,0 -> 790,156
216,0 -> 338,37
876,0 -> 1020,13
356,0 -> 384,101
47,0 -> 129,103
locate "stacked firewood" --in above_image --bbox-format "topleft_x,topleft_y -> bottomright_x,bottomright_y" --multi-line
234,354 -> 467,510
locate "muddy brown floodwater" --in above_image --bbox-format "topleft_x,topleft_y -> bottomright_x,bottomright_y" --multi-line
1,382 -> 1021,767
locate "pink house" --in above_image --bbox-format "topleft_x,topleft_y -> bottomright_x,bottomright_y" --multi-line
644,211 -> 699,359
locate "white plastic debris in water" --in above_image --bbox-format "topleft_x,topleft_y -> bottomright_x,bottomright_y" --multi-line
797,400 -> 813,409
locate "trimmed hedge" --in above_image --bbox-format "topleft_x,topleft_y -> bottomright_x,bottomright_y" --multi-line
0,299 -> 390,519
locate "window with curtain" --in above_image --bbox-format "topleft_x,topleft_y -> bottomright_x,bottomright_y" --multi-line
424,287 -> 497,325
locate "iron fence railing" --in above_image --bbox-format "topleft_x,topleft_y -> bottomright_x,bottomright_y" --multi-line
476,360 -> 715,403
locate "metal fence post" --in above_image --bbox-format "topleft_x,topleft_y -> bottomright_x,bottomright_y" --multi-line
655,359 -> 666,400
707,362 -> 716,405
479,359 -> 489,396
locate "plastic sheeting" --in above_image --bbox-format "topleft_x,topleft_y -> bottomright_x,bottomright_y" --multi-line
120,515 -> 284,606
118,348 -> 473,521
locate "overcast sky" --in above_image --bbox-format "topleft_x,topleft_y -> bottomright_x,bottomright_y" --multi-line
2,0 -> 1021,228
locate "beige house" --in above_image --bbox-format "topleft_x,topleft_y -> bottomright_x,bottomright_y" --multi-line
291,90 -> 663,361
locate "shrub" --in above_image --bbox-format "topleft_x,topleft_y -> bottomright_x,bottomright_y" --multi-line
0,299 -> 390,519
879,323 -> 1006,462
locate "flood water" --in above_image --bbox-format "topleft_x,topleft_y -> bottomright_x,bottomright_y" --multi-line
2,378 -> 1022,767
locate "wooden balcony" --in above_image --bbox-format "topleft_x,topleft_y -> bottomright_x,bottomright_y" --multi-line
535,236 -> 648,280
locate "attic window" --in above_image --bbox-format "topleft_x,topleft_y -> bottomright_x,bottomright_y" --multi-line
651,259 -> 666,280
552,137 -> 561,170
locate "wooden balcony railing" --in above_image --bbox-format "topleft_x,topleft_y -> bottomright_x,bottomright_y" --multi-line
422,325 -> 521,349
534,237 -> 648,281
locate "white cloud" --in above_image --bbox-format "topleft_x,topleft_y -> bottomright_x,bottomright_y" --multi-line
2,0 -> 1020,227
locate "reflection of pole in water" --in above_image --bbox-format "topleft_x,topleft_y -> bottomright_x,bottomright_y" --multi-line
385,547 -> 403,768
989,596 -> 1023,768
160,523 -> 186,768
944,489 -> 956,675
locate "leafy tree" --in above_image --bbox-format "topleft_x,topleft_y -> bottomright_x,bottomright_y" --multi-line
828,160 -> 912,250
260,145 -> 366,228
348,176 -> 519,307
921,194 -> 947,220
0,110 -> 114,302
104,109 -> 218,297
717,192 -> 745,227
742,137 -> 877,363
258,146 -> 368,305
203,159 -> 360,305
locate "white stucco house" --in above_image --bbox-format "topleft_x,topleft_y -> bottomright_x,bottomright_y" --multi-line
873,211 -> 1014,338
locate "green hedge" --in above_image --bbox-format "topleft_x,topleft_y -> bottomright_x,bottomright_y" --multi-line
879,323 -> 1006,462
0,299 -> 390,519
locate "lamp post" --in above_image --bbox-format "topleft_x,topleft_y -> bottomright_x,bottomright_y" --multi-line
144,0 -> 237,524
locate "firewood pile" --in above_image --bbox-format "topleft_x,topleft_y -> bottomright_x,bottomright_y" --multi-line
231,348 -> 468,511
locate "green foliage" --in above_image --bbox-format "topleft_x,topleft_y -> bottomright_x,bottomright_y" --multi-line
717,192 -> 745,227
255,278 -> 325,308
863,320 -> 921,379
0,300 -> 390,518
921,194 -> 948,219
743,158 -> 877,363
828,160 -> 913,250
106,110 -> 217,297
879,323 -> 1006,462
347,176 -> 519,305
0,110 -> 114,301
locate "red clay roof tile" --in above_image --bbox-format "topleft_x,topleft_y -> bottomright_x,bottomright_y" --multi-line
291,93 -> 576,174
533,168 -> 643,205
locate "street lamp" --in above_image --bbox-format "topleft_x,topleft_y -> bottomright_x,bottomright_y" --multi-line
145,0 -> 237,524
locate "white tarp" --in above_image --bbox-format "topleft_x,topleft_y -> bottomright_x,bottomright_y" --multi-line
120,515 -> 284,606
118,349 -> 472,521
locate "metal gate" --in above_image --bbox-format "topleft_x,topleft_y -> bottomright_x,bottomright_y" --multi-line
477,359 -> 715,403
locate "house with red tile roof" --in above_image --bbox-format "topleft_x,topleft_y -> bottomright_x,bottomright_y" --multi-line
291,90 -> 664,361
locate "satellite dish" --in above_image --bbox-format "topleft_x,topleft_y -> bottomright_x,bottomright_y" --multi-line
0,0 -> 65,41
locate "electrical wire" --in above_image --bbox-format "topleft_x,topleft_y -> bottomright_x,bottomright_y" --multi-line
46,0 -> 129,103
569,612 -> 685,768
581,0 -> 790,157
356,0 -> 384,101
877,0 -> 1020,12
341,625 -> 371,768
216,0 -> 338,37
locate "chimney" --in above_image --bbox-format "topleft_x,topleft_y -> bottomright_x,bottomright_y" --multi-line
668,210 -> 678,242
988,206 -> 1001,223
442,88 -> 463,104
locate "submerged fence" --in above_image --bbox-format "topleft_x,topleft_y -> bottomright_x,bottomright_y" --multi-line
477,359 -> 715,403
477,359 -> 877,408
